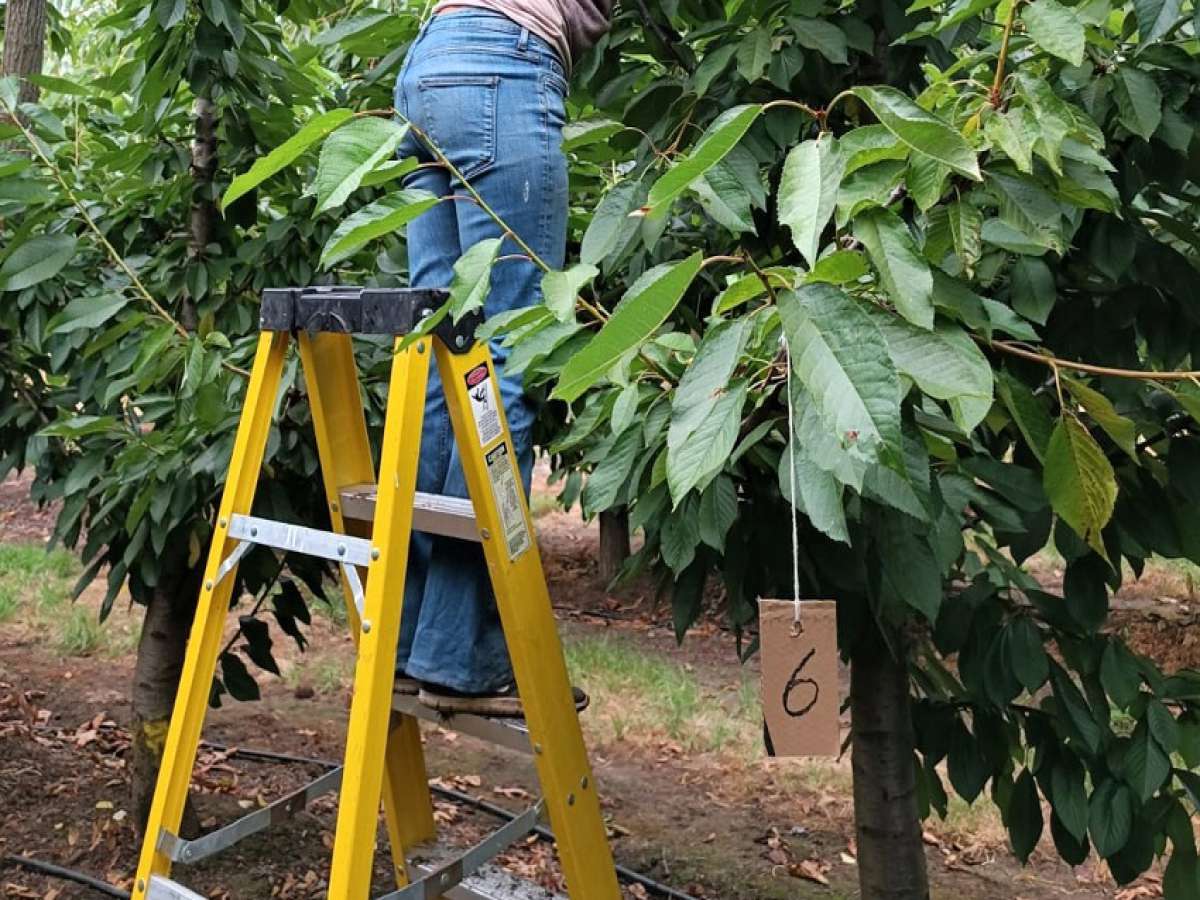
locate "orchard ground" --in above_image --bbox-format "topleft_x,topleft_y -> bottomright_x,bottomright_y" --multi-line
1,471 -> 1196,900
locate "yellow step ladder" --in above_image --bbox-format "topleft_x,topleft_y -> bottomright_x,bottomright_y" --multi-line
131,286 -> 621,900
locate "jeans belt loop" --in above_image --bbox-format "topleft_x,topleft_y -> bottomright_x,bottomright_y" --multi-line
517,26 -> 530,51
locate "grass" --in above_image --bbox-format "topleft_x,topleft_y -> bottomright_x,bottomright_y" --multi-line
0,541 -> 137,657
564,633 -> 762,755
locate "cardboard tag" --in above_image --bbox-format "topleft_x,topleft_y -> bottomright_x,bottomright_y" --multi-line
759,599 -> 840,758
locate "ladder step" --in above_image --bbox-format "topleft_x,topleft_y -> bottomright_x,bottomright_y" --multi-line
228,514 -> 373,565
392,693 -> 531,755
145,876 -> 205,900
376,802 -> 543,900
341,485 -> 479,542
158,767 -> 344,864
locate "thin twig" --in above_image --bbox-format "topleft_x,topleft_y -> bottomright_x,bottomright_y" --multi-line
989,339 -> 1200,383
990,0 -> 1021,107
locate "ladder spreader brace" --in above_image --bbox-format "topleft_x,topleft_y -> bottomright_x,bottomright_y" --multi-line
132,286 -> 621,900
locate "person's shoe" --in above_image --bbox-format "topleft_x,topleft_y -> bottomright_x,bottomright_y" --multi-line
417,682 -> 589,718
393,673 -> 420,695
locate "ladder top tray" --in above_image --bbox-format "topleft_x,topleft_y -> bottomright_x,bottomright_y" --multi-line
261,286 -> 449,335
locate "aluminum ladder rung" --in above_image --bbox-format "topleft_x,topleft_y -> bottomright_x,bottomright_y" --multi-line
376,802 -> 543,900
157,767 -> 344,865
145,876 -> 205,900
227,514 -> 373,566
341,484 -> 479,542
392,692 -> 531,755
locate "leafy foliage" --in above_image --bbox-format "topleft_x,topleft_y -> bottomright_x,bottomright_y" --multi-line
6,0 -> 1200,887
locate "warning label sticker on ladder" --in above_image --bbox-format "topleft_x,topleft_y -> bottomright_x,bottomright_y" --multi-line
464,364 -> 503,447
485,442 -> 531,561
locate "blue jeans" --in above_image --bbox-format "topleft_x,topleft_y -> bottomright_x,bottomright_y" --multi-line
393,10 -> 569,692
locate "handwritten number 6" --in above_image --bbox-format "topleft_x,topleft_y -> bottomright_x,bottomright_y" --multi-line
782,648 -> 819,718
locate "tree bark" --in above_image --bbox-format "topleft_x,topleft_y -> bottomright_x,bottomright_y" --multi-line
184,95 -> 217,329
851,634 -> 929,900
1,0 -> 47,105
598,508 -> 630,584
130,568 -> 203,839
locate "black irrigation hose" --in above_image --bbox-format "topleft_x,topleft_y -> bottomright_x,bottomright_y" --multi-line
4,741 -> 699,900
2,854 -> 131,899
204,741 -> 701,900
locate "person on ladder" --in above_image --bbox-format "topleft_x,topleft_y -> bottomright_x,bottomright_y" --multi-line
392,0 -> 613,717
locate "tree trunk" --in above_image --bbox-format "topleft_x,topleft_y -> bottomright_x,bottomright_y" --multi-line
130,569 -> 203,838
184,95 -> 217,329
598,508 -> 630,584
1,0 -> 47,105
851,634 -> 929,900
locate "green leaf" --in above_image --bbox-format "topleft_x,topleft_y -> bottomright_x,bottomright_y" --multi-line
1135,0 -> 1182,44
806,250 -> 869,285
989,172 -> 1065,255
1101,640 -> 1142,709
872,314 -> 994,432
580,180 -> 645,267
1044,415 -> 1118,557
46,293 -> 129,336
542,263 -> 599,323
646,105 -> 762,214
1113,69 -> 1162,141
779,441 -> 850,544
661,500 -> 702,574
735,29 -> 772,82
1050,660 -> 1103,754
1147,698 -> 1181,753
0,234 -> 77,292
220,651 -> 260,702
778,133 -> 844,268
359,156 -> 419,188
562,117 -> 622,151
985,107 -> 1035,174
947,199 -> 983,271
1010,256 -> 1055,325
1008,617 -> 1049,692
553,253 -> 702,403
855,207 -> 935,330
849,86 -> 981,181
666,380 -> 749,506
1022,0 -> 1086,66
877,512 -> 941,620
1163,851 -> 1200,900
791,17 -> 848,64
611,383 -> 640,435
1065,378 -> 1138,462
997,371 -> 1054,462
582,426 -> 642,515
778,284 -> 902,464
222,109 -> 354,211
1051,756 -> 1090,842
313,117 -> 408,214
1124,723 -> 1171,803
713,268 -> 796,314
1008,769 -> 1044,864
698,475 -> 738,552
447,239 -> 502,322
906,153 -> 949,212
319,189 -> 439,267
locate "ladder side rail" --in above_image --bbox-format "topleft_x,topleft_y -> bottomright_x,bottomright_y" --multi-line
298,333 -> 438,886
433,339 -> 622,900
326,337 -> 431,900
132,332 -> 291,899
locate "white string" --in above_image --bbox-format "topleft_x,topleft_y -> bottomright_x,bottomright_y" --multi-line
782,334 -> 802,631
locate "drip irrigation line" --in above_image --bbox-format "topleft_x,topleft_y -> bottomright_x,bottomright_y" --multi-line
203,741 -> 701,900
2,854 -> 131,898
4,740 -> 700,900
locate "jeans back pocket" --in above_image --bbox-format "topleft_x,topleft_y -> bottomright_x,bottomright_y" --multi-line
417,75 -> 499,180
